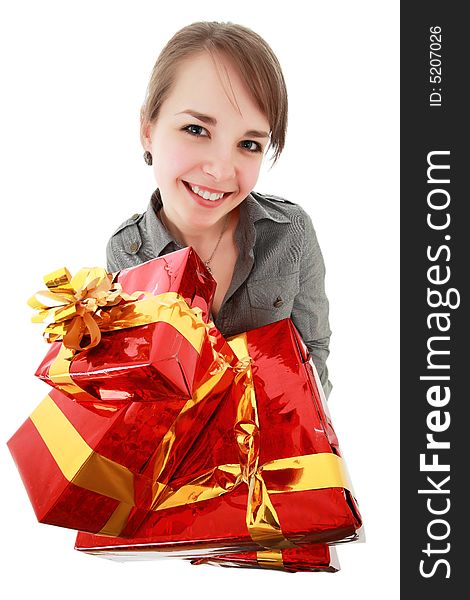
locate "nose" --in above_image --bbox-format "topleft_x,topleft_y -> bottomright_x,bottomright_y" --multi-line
202,149 -> 236,182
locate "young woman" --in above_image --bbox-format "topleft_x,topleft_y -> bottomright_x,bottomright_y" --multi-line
106,21 -> 332,398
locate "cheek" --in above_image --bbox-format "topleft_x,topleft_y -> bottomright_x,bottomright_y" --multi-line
154,140 -> 196,182
240,160 -> 263,191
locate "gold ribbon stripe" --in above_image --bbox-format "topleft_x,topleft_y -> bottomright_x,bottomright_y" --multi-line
256,549 -> 285,570
30,394 -> 135,505
152,453 -> 350,511
261,453 -> 352,494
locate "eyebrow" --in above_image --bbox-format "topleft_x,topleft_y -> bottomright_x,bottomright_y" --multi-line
176,109 -> 270,139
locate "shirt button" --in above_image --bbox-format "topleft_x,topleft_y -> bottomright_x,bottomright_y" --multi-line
273,296 -> 283,308
130,242 -> 139,253
131,213 -> 140,220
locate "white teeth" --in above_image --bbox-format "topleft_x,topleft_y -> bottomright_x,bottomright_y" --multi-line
189,184 -> 225,201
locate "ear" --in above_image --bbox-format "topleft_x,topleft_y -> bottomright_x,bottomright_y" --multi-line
140,107 -> 153,150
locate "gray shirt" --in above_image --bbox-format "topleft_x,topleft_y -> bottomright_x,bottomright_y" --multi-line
106,190 -> 332,398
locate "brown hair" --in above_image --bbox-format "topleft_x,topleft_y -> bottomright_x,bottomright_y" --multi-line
141,21 -> 288,163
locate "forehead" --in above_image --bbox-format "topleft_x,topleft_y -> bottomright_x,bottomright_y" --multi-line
160,52 -> 269,128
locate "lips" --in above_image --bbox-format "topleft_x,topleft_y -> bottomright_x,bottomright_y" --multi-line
181,180 -> 234,207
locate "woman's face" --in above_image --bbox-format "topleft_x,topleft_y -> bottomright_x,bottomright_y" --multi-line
143,52 -> 270,232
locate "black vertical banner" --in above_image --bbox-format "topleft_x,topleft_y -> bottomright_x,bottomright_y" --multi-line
401,3 -> 467,597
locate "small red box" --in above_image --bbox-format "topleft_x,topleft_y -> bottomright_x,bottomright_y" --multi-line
34,248 -> 222,403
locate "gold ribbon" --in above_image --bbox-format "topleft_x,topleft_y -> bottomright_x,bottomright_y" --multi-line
31,394 -> 135,505
29,266 -> 223,355
256,550 -> 285,569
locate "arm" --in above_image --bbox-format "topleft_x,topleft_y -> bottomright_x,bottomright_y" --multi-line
106,236 -> 121,273
291,209 -> 333,399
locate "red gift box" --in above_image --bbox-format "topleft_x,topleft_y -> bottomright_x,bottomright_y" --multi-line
75,318 -> 362,556
9,388 -> 150,534
34,248 -> 223,403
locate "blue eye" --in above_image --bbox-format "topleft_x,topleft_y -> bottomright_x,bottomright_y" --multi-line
240,140 -> 262,153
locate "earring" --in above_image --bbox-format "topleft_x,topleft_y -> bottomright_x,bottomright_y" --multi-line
143,151 -> 153,166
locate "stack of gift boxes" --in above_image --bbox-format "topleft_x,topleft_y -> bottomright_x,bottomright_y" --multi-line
8,248 -> 363,573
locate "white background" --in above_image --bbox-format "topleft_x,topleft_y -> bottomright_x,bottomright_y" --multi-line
0,1 -> 399,598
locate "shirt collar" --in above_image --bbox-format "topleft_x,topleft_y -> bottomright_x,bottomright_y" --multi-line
143,188 -> 291,258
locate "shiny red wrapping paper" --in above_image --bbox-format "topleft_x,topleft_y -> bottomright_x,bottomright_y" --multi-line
75,318 -> 362,557
191,544 -> 340,573
34,248 -> 220,403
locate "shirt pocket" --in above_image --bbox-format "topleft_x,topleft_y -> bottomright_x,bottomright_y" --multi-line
247,273 -> 300,323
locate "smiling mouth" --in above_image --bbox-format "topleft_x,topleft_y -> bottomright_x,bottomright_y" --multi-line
182,180 -> 233,202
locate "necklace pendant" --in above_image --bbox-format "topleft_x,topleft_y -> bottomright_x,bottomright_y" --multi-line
204,261 -> 212,274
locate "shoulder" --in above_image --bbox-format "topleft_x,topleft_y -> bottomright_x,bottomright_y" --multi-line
250,190 -> 313,229
106,211 -> 146,267
250,191 -> 322,256
110,211 -> 145,236
252,191 -> 296,206
109,211 -> 144,242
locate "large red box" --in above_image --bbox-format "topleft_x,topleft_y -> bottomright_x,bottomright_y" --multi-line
75,319 -> 362,556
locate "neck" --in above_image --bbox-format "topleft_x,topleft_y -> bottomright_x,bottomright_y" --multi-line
160,208 -> 236,248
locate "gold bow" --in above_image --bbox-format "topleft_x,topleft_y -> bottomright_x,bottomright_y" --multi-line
28,267 -> 131,351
